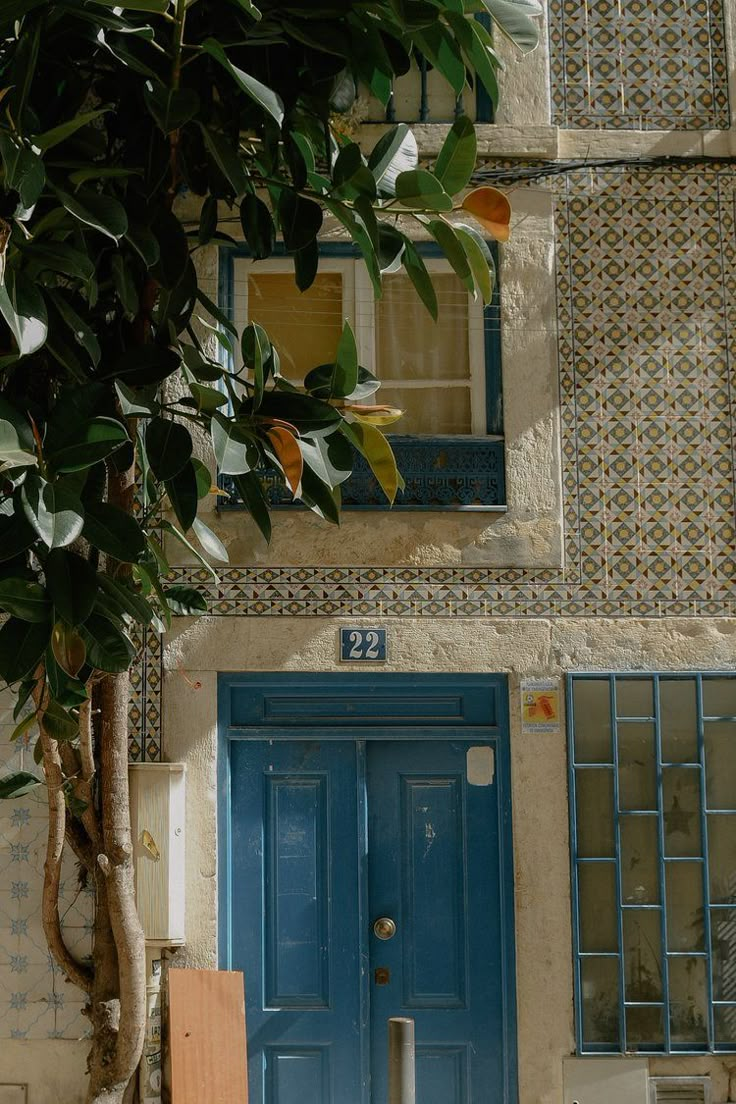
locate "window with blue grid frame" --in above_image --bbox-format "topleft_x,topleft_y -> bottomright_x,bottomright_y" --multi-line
568,674 -> 736,1055
217,241 -> 505,510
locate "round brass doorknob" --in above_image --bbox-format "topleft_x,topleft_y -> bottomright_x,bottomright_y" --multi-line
373,917 -> 397,940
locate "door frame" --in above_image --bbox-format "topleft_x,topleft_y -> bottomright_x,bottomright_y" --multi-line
217,672 -> 518,1104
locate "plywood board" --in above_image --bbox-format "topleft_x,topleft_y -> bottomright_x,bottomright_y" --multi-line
169,969 -> 248,1104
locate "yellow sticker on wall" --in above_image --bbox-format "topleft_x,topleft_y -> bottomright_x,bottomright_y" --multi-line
521,679 -> 561,734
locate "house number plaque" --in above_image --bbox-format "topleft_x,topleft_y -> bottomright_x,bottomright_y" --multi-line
339,628 -> 387,662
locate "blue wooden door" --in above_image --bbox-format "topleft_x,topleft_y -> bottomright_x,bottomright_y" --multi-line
367,740 -> 503,1104
229,737 -> 509,1104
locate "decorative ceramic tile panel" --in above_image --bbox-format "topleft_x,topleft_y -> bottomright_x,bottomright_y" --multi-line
548,0 -> 730,129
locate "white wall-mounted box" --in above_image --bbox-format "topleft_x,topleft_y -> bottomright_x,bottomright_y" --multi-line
563,1058 -> 649,1104
129,763 -> 186,946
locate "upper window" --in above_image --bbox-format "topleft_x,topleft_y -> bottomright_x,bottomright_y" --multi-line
568,673 -> 736,1055
220,243 -> 504,509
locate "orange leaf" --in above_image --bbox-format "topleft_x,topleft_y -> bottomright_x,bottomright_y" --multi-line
460,187 -> 511,243
266,427 -> 303,496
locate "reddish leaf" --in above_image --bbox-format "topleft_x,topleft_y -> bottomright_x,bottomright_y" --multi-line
266,427 -> 303,495
460,187 -> 511,243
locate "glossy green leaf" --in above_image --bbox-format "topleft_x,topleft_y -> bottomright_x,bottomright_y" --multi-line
34,108 -> 109,150
368,124 -> 418,194
0,132 -> 45,210
347,419 -> 400,504
192,457 -> 214,500
47,417 -> 128,473
240,194 -> 275,260
20,474 -> 85,549
201,38 -> 284,125
0,618 -> 48,684
200,124 -> 249,197
50,620 -> 87,678
0,415 -> 36,472
0,579 -> 49,622
454,222 -> 495,304
43,698 -> 80,741
278,190 -> 323,252
87,0 -> 169,9
0,515 -> 36,563
160,520 -> 219,581
45,549 -> 97,624
434,114 -> 477,195
231,472 -> 271,543
48,290 -> 101,367
166,460 -> 198,531
82,502 -> 146,563
56,189 -> 128,241
211,414 -> 259,476
299,466 -> 340,525
427,220 -> 473,290
413,23 -> 466,94
21,242 -> 95,283
482,0 -> 541,52
294,238 -> 318,292
103,346 -> 180,386
164,585 -> 208,616
401,239 -> 438,320
114,381 -> 161,417
79,613 -> 134,673
96,573 -> 154,625
198,195 -> 218,245
144,84 -> 199,132
446,12 -> 500,108
395,169 -> 453,211
0,272 -> 48,356
146,417 -> 192,482
192,516 -> 228,563
0,770 -> 42,799
9,712 -> 37,744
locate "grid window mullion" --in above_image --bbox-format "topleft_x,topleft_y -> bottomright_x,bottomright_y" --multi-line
611,678 -> 627,1051
697,675 -> 717,1048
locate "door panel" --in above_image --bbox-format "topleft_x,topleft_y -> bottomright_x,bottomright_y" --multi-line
230,740 -> 363,1104
367,741 -> 502,1104
229,737 -> 508,1104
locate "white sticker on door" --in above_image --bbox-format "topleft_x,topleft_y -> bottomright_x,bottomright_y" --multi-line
466,746 -> 494,786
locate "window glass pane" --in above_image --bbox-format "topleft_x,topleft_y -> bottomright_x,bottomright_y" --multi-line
618,724 -> 656,809
579,863 -> 618,952
669,957 -> 708,1045
702,678 -> 736,718
576,770 -> 615,857
705,723 -> 736,810
711,909 -> 736,1000
572,679 -> 612,762
621,815 -> 660,904
624,910 -> 663,1002
707,816 -> 736,904
581,957 -> 620,1046
626,1005 -> 664,1050
666,862 -> 705,952
247,272 -> 343,379
616,678 -> 653,718
378,386 -> 472,435
660,679 -> 698,763
376,273 -> 470,382
663,768 -> 702,858
714,1005 -> 736,1047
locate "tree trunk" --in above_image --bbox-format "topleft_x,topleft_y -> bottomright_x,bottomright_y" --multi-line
86,670 -> 146,1104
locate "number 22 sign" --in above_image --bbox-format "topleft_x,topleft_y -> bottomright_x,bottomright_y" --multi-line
339,628 -> 387,662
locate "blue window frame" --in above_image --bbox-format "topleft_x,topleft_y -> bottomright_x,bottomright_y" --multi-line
217,241 -> 505,510
568,673 -> 736,1055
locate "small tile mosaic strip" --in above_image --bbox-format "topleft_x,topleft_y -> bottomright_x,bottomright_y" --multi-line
548,0 -> 730,130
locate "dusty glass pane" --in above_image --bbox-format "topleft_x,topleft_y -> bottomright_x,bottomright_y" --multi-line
707,816 -> 736,904
660,679 -> 698,763
666,862 -> 705,952
626,1005 -> 664,1050
704,723 -> 736,811
624,910 -> 663,1002
377,272 -> 470,383
702,678 -> 736,718
711,909 -> 736,1000
618,723 -> 656,810
621,815 -> 659,905
378,386 -> 471,434
581,957 -> 620,1046
247,272 -> 343,379
663,768 -> 702,858
572,679 -> 612,763
714,1004 -> 736,1046
616,678 -> 654,718
576,769 -> 615,858
669,957 -> 708,1045
579,863 -> 618,953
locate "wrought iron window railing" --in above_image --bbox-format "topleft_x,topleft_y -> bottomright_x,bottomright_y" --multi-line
568,673 -> 736,1055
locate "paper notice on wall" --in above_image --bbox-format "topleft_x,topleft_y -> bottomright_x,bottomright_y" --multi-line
521,678 -> 561,734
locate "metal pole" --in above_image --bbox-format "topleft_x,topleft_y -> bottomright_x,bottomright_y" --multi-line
388,1017 -> 415,1104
